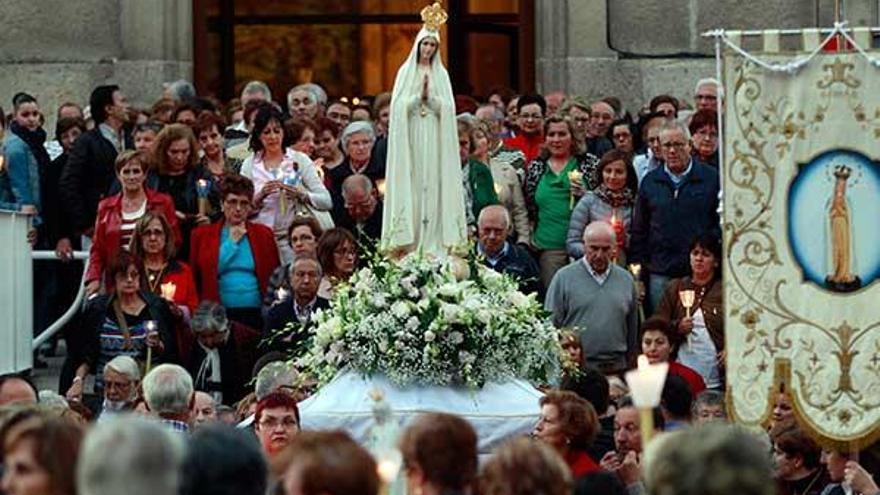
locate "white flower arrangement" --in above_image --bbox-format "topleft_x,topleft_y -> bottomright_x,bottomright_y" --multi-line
298,252 -> 563,389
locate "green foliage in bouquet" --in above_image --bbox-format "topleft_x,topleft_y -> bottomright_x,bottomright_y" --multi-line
297,251 -> 563,389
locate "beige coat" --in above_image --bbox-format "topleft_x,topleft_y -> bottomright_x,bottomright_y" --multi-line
488,157 -> 531,245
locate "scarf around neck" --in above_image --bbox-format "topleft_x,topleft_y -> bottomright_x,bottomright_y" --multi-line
593,184 -> 635,209
9,121 -> 51,170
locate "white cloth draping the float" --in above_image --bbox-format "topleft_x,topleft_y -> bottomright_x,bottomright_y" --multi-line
298,371 -> 542,454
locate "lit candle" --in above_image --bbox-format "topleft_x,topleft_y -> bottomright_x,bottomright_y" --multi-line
160,281 -> 177,301
376,456 -> 402,484
0,156 -> 5,173
493,182 -> 503,195
624,354 -> 668,446
376,179 -> 387,198
567,170 -> 583,209
679,289 -> 696,318
628,263 -> 641,279
144,320 -> 158,374
197,179 -> 210,215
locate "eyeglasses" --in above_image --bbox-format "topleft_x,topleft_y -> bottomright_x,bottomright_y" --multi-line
259,416 -> 298,430
105,380 -> 132,390
334,247 -> 357,257
661,142 -> 689,150
224,198 -> 251,209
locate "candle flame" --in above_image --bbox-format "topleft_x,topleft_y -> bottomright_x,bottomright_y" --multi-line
197,179 -> 208,187
494,182 -> 503,195
376,179 -> 387,197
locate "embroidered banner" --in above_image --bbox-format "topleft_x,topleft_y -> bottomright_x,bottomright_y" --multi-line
724,50 -> 880,448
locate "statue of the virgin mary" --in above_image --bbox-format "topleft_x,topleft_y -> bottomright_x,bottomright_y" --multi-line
381,2 -> 468,256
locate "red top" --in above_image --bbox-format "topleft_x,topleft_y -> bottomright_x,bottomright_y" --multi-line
669,361 -> 707,396
86,189 -> 181,284
158,261 -> 200,314
565,449 -> 601,478
503,133 -> 545,165
189,220 -> 280,304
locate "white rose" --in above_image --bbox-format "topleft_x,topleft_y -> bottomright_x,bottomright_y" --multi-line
424,330 -> 436,342
437,283 -> 460,298
477,309 -> 492,324
448,331 -> 464,345
507,291 -> 529,308
441,304 -> 462,323
371,293 -> 388,308
391,300 -> 411,319
378,339 -> 389,353
405,317 -> 420,331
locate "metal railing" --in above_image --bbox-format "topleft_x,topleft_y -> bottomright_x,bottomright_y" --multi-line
31,250 -> 89,349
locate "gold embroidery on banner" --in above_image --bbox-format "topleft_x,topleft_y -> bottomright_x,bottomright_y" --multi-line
725,53 -> 880,446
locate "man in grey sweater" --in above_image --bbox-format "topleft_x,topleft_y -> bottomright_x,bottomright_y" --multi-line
545,221 -> 639,374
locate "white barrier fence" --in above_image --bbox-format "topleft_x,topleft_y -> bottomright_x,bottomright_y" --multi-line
1,209 -> 89,374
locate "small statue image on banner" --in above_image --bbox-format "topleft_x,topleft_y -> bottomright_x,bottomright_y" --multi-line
723,46 -> 880,449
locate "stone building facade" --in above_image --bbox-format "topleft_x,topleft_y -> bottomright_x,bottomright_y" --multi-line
0,0 -> 876,125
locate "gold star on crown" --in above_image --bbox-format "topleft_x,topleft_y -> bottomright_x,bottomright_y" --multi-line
421,2 -> 448,32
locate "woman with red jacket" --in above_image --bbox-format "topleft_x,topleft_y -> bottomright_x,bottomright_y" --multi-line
190,174 -> 280,331
85,150 -> 180,296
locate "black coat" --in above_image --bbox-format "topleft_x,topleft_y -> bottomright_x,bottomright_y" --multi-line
263,296 -> 330,356
76,292 -> 179,373
59,128 -> 130,235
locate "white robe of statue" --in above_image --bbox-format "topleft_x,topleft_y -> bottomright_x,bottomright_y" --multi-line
381,27 -> 467,256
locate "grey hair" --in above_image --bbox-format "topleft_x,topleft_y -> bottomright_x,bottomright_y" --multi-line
255,361 -> 297,400
457,112 -> 478,127
78,416 -> 185,495
340,121 -> 376,150
692,390 -> 727,418
165,79 -> 196,102
38,390 -> 69,409
288,83 -> 327,109
289,255 -> 323,278
476,103 -> 504,122
583,220 -> 617,245
142,364 -> 194,415
477,204 -> 511,230
694,77 -> 725,99
660,119 -> 692,142
104,355 -> 141,382
341,173 -> 373,198
191,301 -> 230,335
645,424 -> 773,495
241,80 -> 272,102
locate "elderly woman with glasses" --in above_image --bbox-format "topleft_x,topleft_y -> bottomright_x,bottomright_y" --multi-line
190,174 -> 280,331
183,301 -> 260,406
327,122 -> 384,219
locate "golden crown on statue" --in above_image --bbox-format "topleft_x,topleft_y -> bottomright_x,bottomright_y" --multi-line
421,2 -> 448,32
834,164 -> 852,179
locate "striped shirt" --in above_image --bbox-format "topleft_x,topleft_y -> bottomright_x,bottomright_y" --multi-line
119,201 -> 146,251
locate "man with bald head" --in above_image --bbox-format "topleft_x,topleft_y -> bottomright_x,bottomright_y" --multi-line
0,374 -> 38,406
545,222 -> 639,374
476,205 -> 539,294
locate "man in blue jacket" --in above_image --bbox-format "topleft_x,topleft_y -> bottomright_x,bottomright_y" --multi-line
630,121 -> 720,313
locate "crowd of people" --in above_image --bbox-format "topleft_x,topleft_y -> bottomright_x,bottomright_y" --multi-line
0,77 -> 878,495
